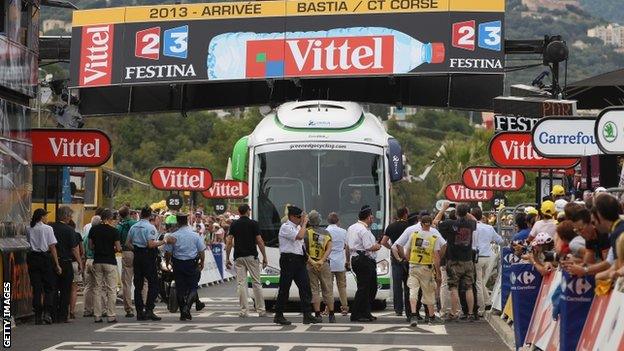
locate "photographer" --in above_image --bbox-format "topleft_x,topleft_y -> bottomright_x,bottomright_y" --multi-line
523,232 -> 555,276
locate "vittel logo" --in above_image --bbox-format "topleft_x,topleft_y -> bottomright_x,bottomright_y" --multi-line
79,25 -> 114,86
463,167 -> 525,191
150,167 -> 213,191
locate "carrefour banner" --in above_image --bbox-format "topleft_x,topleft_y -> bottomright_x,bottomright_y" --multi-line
69,0 -> 504,88
510,263 -> 542,350
500,247 -> 519,308
559,271 -> 594,351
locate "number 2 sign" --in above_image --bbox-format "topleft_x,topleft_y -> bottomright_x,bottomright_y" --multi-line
135,25 -> 189,60
452,20 -> 501,52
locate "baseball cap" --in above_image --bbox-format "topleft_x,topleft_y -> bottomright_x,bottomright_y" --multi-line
525,206 -> 539,216
533,232 -> 553,245
555,199 -> 568,213
540,200 -> 556,216
165,215 -> 177,225
551,184 -> 565,196
595,186 -> 607,193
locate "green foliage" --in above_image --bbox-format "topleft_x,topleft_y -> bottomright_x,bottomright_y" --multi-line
579,0 -> 624,24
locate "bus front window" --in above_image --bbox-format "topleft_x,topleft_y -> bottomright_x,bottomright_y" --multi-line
253,148 -> 385,247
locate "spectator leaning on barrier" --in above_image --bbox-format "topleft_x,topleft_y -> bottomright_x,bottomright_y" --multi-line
564,193 -> 624,278
524,232 -> 555,276
571,207 -> 610,264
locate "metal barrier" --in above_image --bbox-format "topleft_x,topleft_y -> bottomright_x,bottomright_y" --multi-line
496,203 -> 537,243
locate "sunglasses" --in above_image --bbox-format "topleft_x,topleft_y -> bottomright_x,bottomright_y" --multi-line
294,215 -> 302,218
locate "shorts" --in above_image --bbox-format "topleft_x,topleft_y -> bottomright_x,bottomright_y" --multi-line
446,260 -> 474,290
72,262 -> 83,283
407,264 -> 437,305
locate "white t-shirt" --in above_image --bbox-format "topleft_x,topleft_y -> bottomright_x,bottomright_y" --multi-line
529,219 -> 558,238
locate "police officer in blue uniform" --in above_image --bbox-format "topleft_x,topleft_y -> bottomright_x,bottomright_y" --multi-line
164,213 -> 206,321
126,207 -> 167,321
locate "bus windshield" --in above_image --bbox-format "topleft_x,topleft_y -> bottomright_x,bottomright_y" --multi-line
253,148 -> 385,247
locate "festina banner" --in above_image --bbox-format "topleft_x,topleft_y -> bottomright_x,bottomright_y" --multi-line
531,116 -> 602,157
150,166 -> 213,191
69,0 -> 505,88
559,271 -> 594,351
202,180 -> 249,199
31,129 -> 112,166
444,182 -> 493,202
489,132 -> 580,169
462,166 -> 525,191
510,263 -> 542,350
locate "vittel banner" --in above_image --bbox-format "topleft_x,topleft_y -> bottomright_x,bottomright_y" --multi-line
69,0 -> 505,87
489,132 -> 579,169
202,180 -> 249,199
531,116 -> 602,157
31,129 -> 112,166
444,182 -> 493,202
462,166 -> 525,191
150,166 -> 213,191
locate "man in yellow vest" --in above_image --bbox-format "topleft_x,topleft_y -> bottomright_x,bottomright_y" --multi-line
402,215 -> 445,326
304,210 -> 336,323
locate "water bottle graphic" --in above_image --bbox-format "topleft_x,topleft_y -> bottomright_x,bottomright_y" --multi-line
207,27 -> 445,80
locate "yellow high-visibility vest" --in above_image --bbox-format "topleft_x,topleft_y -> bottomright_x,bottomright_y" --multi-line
306,228 -> 331,260
408,232 -> 437,265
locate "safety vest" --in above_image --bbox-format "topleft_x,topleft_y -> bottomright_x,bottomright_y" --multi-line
409,231 -> 438,265
305,227 -> 331,261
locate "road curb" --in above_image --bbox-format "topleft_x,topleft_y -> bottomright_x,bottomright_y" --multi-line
485,311 -> 515,350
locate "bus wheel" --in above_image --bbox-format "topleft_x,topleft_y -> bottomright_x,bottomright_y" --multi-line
372,299 -> 387,311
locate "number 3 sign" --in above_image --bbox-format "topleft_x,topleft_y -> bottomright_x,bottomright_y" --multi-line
452,20 -> 501,52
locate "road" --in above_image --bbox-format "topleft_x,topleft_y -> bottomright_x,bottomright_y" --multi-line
12,281 -> 506,350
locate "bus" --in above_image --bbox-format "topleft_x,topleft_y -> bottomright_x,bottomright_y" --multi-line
230,100 -> 404,309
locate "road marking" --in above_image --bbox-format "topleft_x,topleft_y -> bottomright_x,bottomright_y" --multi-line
43,342 -> 454,351
95,323 -> 447,335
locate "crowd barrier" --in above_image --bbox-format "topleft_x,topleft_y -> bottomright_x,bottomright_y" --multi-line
493,250 -> 624,351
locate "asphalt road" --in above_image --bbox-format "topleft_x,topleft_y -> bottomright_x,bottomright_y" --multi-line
11,280 -> 506,351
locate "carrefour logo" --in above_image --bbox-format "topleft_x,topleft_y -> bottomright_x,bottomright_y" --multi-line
511,271 -> 536,285
504,253 -> 520,265
564,277 -> 593,296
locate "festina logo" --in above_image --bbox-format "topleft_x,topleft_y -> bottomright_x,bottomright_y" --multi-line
281,36 -> 394,76
464,167 -> 524,191
445,183 -> 493,201
79,25 -> 114,86
157,169 -> 205,189
48,138 -> 101,158
124,64 -> 196,80
449,58 -> 503,70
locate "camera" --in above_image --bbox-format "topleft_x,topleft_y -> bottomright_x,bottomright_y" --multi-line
543,250 -> 560,263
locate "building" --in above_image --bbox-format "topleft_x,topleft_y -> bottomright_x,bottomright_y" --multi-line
41,19 -> 71,34
588,24 -> 624,48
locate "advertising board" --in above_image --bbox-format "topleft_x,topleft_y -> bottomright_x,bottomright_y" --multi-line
462,166 -> 525,191
595,107 -> 624,154
70,0 -> 505,88
444,182 -> 493,202
531,116 -> 602,157
31,129 -> 112,166
489,132 -> 579,169
202,180 -> 249,199
150,167 -> 213,191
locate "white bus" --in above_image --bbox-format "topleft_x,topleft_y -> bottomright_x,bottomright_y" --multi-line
230,100 -> 404,310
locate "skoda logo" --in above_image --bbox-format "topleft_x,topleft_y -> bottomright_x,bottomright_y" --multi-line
603,121 -> 618,143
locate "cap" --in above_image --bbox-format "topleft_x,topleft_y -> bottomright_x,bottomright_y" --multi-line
595,186 -> 607,193
555,199 -> 568,213
176,213 -> 189,220
430,43 -> 445,64
525,206 -> 539,216
540,200 -> 556,215
308,210 -> 321,226
195,210 -> 203,216
165,215 -> 177,225
551,184 -> 565,196
287,206 -> 303,216
533,232 -> 553,245
33,208 -> 50,219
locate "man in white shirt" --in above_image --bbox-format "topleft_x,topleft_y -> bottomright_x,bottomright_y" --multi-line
274,206 -> 321,325
347,205 -> 381,322
471,207 -> 504,317
326,212 -> 350,316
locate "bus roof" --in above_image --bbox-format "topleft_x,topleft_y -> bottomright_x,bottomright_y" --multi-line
248,100 -> 391,148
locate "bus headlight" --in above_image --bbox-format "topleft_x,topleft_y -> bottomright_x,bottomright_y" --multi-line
376,259 -> 389,276
262,265 -> 280,276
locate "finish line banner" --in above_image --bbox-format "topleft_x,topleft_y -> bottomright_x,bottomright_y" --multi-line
69,0 -> 504,87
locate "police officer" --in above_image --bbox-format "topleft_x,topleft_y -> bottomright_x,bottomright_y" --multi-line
347,205 -> 381,322
126,207 -> 166,321
27,209 -> 62,325
274,206 -> 322,325
164,213 -> 206,321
